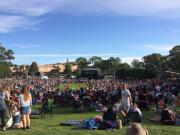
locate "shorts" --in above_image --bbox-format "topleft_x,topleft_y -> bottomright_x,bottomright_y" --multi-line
121,103 -> 130,112
20,106 -> 30,114
13,115 -> 21,124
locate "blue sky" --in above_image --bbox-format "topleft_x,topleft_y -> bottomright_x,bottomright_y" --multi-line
0,0 -> 180,65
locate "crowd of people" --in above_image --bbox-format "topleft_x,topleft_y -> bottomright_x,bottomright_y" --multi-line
0,78 -> 179,133
54,79 -> 179,113
0,83 -> 32,131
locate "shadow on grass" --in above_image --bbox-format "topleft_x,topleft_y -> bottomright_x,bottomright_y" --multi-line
46,125 -> 60,128
70,127 -> 87,131
52,107 -> 99,115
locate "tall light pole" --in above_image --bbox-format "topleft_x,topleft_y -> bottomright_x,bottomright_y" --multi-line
26,67 -> 29,79
114,70 -> 116,81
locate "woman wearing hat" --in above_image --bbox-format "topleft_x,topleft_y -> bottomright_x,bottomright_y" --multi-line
126,123 -> 148,135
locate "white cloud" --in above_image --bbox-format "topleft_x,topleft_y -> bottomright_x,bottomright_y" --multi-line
15,53 -> 124,58
1,0 -> 180,33
0,15 -> 39,33
144,44 -> 174,53
13,44 -> 41,49
0,0 -> 53,16
1,0 -> 180,17
121,56 -> 142,64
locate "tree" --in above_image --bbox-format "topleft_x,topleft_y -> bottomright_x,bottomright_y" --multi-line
168,45 -> 180,72
25,65 -> 30,78
90,57 -> 123,75
89,56 -> 102,66
0,43 -> 14,62
75,57 -> 88,70
29,62 -> 38,74
49,69 -> 59,76
0,62 -> 12,77
131,59 -> 144,69
64,63 -> 72,75
19,65 -> 26,76
143,53 -> 169,78
48,64 -> 61,77
13,64 -> 20,77
13,64 -> 19,72
95,59 -> 111,75
143,53 -> 166,71
95,57 -> 122,75
0,43 -> 14,77
73,68 -> 81,76
116,68 -> 156,79
118,63 -> 130,69
108,57 -> 122,72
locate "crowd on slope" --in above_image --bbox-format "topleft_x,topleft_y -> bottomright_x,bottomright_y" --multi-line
0,78 -> 180,132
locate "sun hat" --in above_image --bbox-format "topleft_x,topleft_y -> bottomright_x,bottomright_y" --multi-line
126,123 -> 148,135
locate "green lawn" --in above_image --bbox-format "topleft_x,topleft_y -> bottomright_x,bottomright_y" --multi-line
1,106 -> 180,135
57,83 -> 88,91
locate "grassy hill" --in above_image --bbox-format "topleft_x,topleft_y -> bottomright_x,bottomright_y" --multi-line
1,106 -> 180,135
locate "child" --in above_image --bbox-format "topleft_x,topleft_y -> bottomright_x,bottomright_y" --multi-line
11,100 -> 22,128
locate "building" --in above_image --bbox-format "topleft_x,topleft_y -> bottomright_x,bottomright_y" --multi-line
10,64 -> 28,73
38,63 -> 78,73
10,62 -> 78,74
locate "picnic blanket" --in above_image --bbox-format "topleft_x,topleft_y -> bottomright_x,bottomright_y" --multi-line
60,118 -> 102,129
60,120 -> 85,128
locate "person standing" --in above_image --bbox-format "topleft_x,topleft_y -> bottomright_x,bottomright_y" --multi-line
121,83 -> 132,115
18,85 -> 32,129
0,85 -> 10,131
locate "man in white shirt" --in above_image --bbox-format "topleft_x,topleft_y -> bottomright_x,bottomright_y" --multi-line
121,83 -> 132,115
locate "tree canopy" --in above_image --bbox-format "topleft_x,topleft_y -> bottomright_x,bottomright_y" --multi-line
29,62 -> 39,74
168,45 -> 180,72
1,42 -> 180,79
0,43 -> 14,77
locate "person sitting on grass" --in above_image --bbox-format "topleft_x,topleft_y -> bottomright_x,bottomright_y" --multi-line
83,93 -> 91,112
157,97 -> 165,113
11,100 -> 23,129
11,98 -> 22,128
161,104 -> 176,125
128,103 -> 142,123
101,107 -> 121,129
